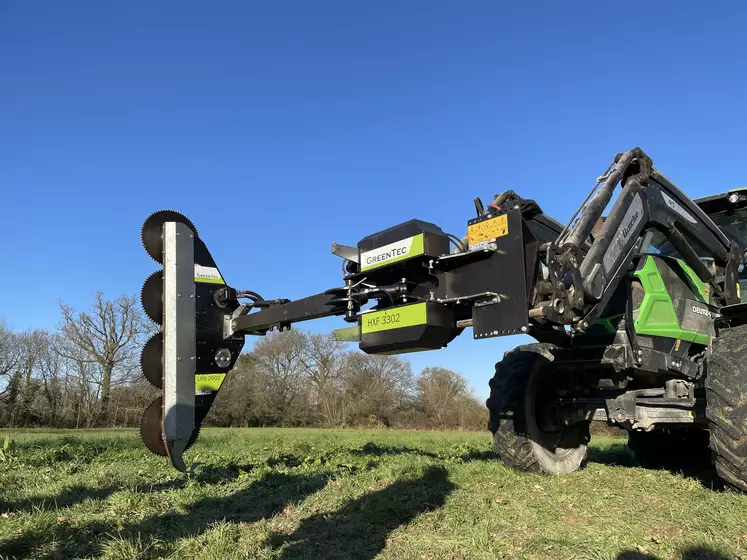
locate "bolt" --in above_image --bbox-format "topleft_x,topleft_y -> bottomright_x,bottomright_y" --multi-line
513,205 -> 520,210
521,326 -> 528,333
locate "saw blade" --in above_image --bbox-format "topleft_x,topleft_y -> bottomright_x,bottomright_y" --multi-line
141,210 -> 198,264
141,270 -> 163,325
140,396 -> 167,457
140,332 -> 163,388
139,396 -> 200,458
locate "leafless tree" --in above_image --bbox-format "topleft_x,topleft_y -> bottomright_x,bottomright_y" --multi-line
0,317 -> 18,397
58,293 -> 144,419
342,353 -> 413,425
300,333 -> 348,425
252,330 -> 312,424
36,332 -> 67,426
416,367 -> 470,428
16,330 -> 49,425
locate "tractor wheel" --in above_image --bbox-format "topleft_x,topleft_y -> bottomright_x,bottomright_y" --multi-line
487,347 -> 590,475
627,429 -> 711,469
706,321 -> 747,492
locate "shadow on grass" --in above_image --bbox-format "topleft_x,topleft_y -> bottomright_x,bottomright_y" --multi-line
0,466 -> 453,560
617,546 -> 733,559
351,442 -> 494,463
268,465 -> 454,560
0,463 -> 258,515
588,442 -> 724,491
0,471 -> 328,559
0,481 -> 177,514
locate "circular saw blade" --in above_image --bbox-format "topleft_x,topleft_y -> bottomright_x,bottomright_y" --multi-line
141,270 -> 163,325
139,396 -> 200,458
140,396 -> 168,457
140,332 -> 163,389
141,210 -> 198,264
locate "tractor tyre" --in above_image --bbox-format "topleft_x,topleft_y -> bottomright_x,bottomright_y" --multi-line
487,348 -> 590,475
627,429 -> 711,469
706,321 -> 747,492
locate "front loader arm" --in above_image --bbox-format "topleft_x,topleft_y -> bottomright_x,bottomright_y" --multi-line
532,148 -> 740,331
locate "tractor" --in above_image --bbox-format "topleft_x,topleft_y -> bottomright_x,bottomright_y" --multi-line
138,148 -> 747,491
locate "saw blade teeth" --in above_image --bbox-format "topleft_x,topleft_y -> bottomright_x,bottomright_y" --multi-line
186,426 -> 200,453
141,270 -> 163,326
139,396 -> 200,458
141,210 -> 198,264
140,332 -> 163,389
140,396 -> 168,457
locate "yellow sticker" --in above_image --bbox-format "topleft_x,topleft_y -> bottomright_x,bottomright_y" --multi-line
195,373 -> 226,393
468,214 -> 508,246
361,303 -> 427,334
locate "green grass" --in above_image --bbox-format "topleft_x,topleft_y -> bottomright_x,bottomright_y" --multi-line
0,428 -> 745,559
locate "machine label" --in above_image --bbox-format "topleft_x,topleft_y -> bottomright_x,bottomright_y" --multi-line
468,214 -> 508,247
681,298 -> 718,336
603,194 -> 643,273
361,303 -> 427,333
194,264 -> 224,284
662,192 -> 697,224
360,234 -> 424,271
195,373 -> 226,394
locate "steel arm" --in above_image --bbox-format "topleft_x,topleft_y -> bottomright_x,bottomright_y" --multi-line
544,149 -> 740,331
229,291 -> 350,336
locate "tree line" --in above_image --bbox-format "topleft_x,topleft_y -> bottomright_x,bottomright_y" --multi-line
0,293 -> 487,430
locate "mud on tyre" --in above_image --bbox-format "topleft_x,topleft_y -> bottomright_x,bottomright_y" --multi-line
706,321 -> 747,491
487,345 -> 590,475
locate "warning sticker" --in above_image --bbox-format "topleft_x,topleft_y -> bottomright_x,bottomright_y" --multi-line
195,264 -> 224,284
468,214 -> 508,247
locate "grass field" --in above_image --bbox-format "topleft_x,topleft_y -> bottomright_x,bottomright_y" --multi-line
0,428 -> 745,560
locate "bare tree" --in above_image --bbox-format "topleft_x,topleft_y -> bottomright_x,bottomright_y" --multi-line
252,330 -> 312,425
416,367 -> 470,428
37,333 -> 66,426
342,353 -> 413,426
16,330 -> 49,425
58,293 -> 144,419
0,317 -> 18,397
300,333 -> 348,425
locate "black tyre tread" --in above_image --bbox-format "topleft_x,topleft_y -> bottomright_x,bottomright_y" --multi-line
487,348 -> 588,475
706,324 -> 747,492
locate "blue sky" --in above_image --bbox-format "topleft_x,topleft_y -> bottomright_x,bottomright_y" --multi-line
1,2 -> 746,398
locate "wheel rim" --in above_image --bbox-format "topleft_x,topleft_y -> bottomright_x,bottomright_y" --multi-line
524,361 -> 585,459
